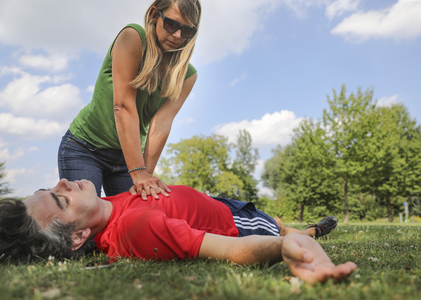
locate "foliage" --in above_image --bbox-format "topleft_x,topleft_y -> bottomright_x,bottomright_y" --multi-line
231,129 -> 260,202
411,199 -> 421,216
158,134 -> 244,198
0,224 -> 420,299
364,104 -> 421,221
232,129 -> 260,174
321,85 -> 376,222
261,145 -> 284,198
254,196 -> 290,220
158,130 -> 261,201
229,165 -> 259,202
0,161 -> 11,196
262,85 -> 421,223
262,119 -> 341,222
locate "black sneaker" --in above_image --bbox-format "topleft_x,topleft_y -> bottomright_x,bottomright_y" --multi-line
305,216 -> 338,238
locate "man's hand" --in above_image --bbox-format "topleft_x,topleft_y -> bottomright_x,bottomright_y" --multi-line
282,233 -> 357,284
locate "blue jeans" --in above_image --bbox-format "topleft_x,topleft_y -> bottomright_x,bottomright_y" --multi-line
58,130 -> 132,197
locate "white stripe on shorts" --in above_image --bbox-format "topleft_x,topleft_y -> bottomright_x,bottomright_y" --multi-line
233,216 -> 280,236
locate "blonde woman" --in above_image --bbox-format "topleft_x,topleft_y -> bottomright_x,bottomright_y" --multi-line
58,0 -> 201,199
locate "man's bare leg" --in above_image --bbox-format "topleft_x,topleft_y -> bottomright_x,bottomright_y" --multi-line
274,216 -> 316,237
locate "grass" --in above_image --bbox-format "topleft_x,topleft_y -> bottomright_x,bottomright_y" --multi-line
0,224 -> 420,300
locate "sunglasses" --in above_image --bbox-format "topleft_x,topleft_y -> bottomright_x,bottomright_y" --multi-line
158,10 -> 197,39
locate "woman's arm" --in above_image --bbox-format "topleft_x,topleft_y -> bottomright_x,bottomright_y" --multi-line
112,27 -> 166,199
142,73 -> 197,182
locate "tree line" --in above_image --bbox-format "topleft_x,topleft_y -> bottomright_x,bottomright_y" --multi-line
262,85 -> 421,222
157,129 -> 260,202
1,85 -> 420,222
0,162 -> 11,197
156,85 -> 421,222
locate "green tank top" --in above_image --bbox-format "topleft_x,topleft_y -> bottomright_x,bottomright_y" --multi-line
69,23 -> 197,149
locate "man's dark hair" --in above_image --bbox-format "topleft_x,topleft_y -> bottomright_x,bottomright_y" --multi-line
0,198 -> 95,263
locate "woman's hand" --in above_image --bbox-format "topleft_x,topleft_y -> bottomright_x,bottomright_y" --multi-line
129,169 -> 171,200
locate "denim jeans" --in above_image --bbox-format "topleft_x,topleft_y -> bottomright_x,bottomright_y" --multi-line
58,130 -> 132,197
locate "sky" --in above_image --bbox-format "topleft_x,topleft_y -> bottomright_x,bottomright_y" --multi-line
0,0 -> 420,197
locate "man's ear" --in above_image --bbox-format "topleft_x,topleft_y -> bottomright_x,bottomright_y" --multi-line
71,228 -> 91,251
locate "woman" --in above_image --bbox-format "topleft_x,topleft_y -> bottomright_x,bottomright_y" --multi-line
58,0 -> 201,199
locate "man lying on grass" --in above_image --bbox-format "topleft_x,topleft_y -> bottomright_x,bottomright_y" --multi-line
0,179 -> 356,284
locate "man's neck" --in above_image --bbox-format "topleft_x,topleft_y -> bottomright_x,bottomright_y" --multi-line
90,198 -> 113,237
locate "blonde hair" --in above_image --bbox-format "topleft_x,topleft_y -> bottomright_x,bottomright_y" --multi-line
131,0 -> 201,100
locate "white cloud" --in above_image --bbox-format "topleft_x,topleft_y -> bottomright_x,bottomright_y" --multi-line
253,158 -> 278,199
0,70 -> 83,121
214,110 -> 304,147
0,66 -> 22,77
0,0 -> 380,63
44,168 -> 60,188
331,0 -> 421,42
0,138 -> 7,148
5,167 -> 35,184
52,74 -> 73,84
0,145 -> 39,163
280,0 -> 328,17
231,74 -> 247,87
325,0 -> 360,20
0,149 -> 10,162
197,0 -> 281,62
253,159 -> 265,179
27,146 -> 39,153
279,0 -> 359,19
5,165 -> 59,197
376,95 -> 400,107
0,147 -> 25,162
0,1 -> 149,55
5,166 -> 42,197
86,85 -> 95,93
259,186 -> 276,199
18,54 -> 69,72
178,118 -> 195,124
0,0 -> 285,63
0,113 -> 66,140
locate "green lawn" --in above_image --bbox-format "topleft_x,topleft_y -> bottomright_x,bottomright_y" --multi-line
0,224 -> 420,300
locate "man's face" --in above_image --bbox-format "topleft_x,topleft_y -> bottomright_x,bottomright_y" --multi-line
25,178 -> 99,230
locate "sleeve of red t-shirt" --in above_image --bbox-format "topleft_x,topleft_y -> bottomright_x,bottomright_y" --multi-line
109,207 -> 206,261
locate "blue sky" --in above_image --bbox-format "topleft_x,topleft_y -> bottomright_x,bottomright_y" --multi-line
0,0 -> 420,197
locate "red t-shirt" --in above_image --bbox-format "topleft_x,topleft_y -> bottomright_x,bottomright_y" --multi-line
94,185 -> 239,261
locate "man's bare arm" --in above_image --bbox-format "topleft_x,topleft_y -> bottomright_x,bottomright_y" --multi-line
198,233 -> 356,284
198,233 -> 284,266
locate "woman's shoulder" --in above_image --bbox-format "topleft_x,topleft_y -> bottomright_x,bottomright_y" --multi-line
122,23 -> 146,45
185,63 -> 197,79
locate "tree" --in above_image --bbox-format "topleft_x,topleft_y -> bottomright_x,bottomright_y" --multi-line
157,134 -> 244,197
293,119 -> 342,221
0,161 -> 11,196
262,119 -> 340,222
231,129 -> 260,202
261,145 -> 284,198
261,146 -> 298,220
233,129 -> 259,174
365,104 -> 421,221
322,85 -> 375,222
262,85 -> 421,222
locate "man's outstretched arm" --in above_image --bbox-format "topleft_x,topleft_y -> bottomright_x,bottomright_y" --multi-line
198,233 -> 356,284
